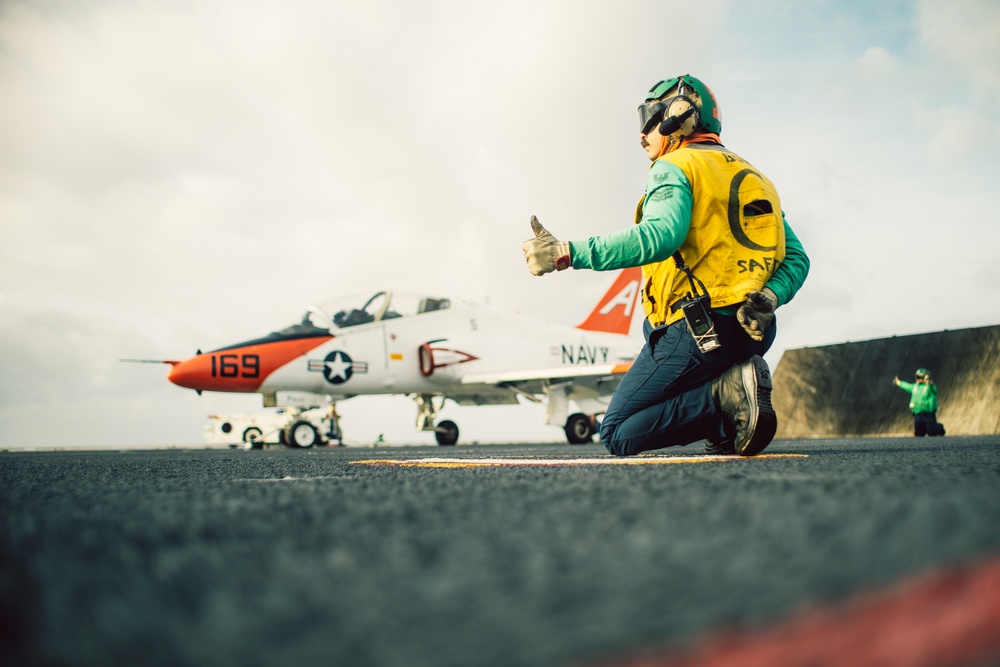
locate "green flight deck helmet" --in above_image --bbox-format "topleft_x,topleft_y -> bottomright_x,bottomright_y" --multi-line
638,74 -> 723,137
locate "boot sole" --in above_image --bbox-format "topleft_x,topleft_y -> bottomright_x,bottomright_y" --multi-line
736,356 -> 777,456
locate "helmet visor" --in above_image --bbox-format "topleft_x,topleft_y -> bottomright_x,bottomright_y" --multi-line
638,101 -> 666,134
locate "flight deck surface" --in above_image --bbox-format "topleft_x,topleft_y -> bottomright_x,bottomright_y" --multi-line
2,437 -> 999,667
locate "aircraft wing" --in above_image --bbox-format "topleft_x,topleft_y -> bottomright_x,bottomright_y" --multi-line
437,362 -> 630,405
459,363 -> 632,386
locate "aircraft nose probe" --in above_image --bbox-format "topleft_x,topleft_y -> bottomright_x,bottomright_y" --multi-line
119,357 -> 196,392
167,351 -> 205,394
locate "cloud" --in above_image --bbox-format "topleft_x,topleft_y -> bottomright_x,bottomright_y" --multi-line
856,46 -> 900,80
915,0 -> 1000,98
2,0 -> 999,447
913,104 -> 995,165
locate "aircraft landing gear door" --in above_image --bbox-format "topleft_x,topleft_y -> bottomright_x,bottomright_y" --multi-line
543,381 -> 571,427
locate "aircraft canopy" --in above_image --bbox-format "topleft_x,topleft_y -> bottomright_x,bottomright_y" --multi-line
276,291 -> 452,336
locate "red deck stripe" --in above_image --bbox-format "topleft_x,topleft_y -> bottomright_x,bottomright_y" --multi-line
599,555 -> 1000,667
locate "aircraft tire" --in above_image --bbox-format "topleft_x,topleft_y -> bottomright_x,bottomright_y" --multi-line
565,413 -> 594,445
286,421 -> 318,449
435,420 -> 459,446
243,427 -> 265,450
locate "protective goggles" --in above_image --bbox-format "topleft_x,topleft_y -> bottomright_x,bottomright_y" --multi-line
638,101 -> 667,134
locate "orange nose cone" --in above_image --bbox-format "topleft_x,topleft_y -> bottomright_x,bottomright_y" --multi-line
167,336 -> 333,394
168,353 -> 259,392
168,355 -> 214,391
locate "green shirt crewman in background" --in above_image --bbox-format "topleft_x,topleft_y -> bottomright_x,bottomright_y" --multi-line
523,74 -> 809,457
894,369 -> 945,436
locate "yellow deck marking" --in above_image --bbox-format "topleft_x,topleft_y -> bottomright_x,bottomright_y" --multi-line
351,453 -> 808,468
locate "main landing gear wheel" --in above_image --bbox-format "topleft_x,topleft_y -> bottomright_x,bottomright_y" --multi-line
243,427 -> 265,450
286,420 -> 319,449
435,420 -> 459,446
565,413 -> 594,444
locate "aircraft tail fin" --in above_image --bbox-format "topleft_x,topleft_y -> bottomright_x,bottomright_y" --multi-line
575,267 -> 642,335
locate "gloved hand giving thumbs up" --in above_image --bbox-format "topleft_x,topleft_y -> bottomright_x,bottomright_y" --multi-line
522,216 -> 571,276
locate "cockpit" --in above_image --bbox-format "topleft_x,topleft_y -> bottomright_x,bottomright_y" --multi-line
273,291 -> 452,339
209,292 -> 454,352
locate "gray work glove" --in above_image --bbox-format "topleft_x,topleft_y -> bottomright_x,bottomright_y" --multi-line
522,216 -> 570,276
737,287 -> 778,341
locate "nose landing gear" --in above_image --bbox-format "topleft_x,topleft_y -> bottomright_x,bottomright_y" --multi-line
434,419 -> 459,446
414,394 -> 460,446
565,413 -> 596,444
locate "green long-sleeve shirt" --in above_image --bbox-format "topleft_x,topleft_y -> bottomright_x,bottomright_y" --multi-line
897,381 -> 939,414
570,158 -> 810,307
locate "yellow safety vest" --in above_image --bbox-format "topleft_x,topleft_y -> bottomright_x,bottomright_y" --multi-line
637,145 -> 786,327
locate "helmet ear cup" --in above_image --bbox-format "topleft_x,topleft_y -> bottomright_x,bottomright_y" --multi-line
665,96 -> 699,137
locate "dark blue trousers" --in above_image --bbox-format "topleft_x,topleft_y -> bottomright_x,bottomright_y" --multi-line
913,412 -> 944,436
600,313 -> 776,456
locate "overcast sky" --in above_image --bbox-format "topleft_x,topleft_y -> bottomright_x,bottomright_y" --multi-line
2,0 -> 998,448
